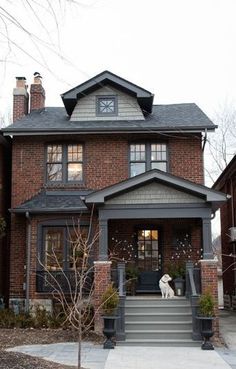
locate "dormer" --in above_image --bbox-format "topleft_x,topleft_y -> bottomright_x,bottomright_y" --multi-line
61,70 -> 154,121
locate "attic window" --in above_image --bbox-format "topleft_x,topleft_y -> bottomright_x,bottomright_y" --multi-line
96,96 -> 117,116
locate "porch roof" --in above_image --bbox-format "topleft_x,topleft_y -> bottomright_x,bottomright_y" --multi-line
10,190 -> 90,214
85,169 -> 227,211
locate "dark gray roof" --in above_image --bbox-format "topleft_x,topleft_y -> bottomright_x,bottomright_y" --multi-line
3,103 -> 215,136
61,70 -> 154,115
11,190 -> 91,213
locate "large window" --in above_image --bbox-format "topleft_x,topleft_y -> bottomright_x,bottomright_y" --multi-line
46,144 -> 83,183
130,143 -> 167,177
42,226 -> 88,271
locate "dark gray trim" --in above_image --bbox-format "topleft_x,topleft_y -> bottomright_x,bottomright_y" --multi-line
99,206 -> 212,221
96,95 -> 118,117
202,218 -> 213,259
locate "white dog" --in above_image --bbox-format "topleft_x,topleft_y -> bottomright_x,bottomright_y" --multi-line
159,274 -> 175,299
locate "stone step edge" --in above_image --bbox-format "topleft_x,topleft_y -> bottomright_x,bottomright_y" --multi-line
125,304 -> 191,308
126,329 -> 192,333
117,339 -> 201,343
125,320 -> 192,324
125,312 -> 192,316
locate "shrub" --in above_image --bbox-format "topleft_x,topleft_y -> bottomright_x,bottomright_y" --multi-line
101,284 -> 119,315
199,291 -> 215,317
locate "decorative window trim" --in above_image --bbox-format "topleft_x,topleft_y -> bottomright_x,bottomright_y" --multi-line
45,143 -> 83,184
96,95 -> 118,116
129,142 -> 168,177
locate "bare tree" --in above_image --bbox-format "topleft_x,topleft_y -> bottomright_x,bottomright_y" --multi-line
38,214 -> 100,369
205,102 -> 236,184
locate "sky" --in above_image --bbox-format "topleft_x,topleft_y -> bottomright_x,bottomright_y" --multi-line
0,0 -> 235,235
1,0 -> 236,118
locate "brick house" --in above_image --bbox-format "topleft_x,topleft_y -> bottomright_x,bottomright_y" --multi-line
0,133 -> 11,304
3,71 -> 227,343
213,155 -> 236,296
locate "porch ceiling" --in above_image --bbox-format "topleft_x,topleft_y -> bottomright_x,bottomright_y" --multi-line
86,169 -> 227,212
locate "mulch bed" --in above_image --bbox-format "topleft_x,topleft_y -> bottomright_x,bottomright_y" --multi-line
0,328 -> 102,368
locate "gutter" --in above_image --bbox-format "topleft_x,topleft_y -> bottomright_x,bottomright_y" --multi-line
25,211 -> 31,313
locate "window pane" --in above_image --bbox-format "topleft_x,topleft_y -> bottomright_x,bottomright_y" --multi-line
130,162 -> 145,177
45,228 -> 64,270
130,144 -> 146,161
68,145 -> 83,162
47,145 -> 62,162
151,162 -> 167,172
47,163 -> 62,181
151,230 -> 158,240
68,163 -> 83,181
151,144 -> 166,161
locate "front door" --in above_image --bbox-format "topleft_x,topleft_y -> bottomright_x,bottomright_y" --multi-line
136,229 -> 162,293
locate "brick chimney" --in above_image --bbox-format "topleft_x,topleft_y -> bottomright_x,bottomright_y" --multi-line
13,77 -> 29,123
30,73 -> 45,112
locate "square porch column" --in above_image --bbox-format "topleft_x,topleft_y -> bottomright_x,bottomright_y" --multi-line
99,219 -> 108,261
93,261 -> 112,332
199,259 -> 219,339
202,218 -> 213,260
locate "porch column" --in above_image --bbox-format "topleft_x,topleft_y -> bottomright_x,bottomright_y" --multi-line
93,261 -> 112,332
99,219 -> 108,261
199,259 -> 219,339
202,218 -> 213,260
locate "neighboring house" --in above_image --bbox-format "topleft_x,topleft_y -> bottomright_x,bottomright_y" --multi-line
0,133 -> 11,305
213,155 -> 236,296
3,71 -> 227,340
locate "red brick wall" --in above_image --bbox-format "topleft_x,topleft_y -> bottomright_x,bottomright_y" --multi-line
11,133 -> 203,207
169,135 -> 203,184
108,219 -> 202,270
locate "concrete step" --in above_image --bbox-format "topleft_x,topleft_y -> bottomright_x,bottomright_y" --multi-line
117,339 -> 201,347
125,321 -> 192,331
125,304 -> 191,314
125,329 -> 192,340
125,312 -> 192,322
126,297 -> 189,306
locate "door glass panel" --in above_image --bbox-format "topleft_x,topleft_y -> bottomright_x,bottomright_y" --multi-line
137,229 -> 159,271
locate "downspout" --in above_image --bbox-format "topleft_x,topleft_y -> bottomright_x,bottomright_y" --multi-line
230,178 -> 236,293
202,129 -> 207,184
25,211 -> 31,313
202,128 -> 207,152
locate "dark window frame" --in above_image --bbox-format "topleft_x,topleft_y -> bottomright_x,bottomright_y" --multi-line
129,142 -> 168,177
96,95 -> 118,116
38,220 -> 90,272
45,143 -> 84,184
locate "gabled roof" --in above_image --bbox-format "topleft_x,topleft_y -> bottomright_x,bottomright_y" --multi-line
11,190 -> 91,213
86,169 -> 227,211
2,104 -> 216,136
213,155 -> 236,190
61,70 -> 154,115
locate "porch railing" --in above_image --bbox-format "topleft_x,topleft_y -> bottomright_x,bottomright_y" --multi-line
111,262 -> 126,341
185,261 -> 201,340
36,270 -> 94,294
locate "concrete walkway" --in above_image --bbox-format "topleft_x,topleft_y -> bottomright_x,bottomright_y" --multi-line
6,310 -> 236,369
7,342 -> 232,369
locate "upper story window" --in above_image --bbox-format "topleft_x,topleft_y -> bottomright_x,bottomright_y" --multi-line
46,144 -> 83,183
96,96 -> 117,116
130,143 -> 167,177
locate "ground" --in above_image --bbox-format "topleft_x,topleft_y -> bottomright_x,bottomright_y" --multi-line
0,328 -> 101,369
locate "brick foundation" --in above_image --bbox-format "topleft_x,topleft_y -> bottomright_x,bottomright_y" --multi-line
93,261 -> 111,332
199,259 -> 219,339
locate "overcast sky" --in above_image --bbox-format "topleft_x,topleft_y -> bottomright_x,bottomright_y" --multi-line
1,0 -> 236,119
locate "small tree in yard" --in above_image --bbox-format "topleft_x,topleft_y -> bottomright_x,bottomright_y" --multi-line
38,212 -> 105,369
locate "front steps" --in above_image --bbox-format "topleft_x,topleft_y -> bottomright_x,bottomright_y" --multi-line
117,296 -> 200,347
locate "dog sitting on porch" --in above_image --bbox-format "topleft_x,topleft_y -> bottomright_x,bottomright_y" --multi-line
159,274 -> 175,298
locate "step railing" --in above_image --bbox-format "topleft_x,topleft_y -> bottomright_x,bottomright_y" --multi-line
185,261 -> 201,340
111,262 -> 126,341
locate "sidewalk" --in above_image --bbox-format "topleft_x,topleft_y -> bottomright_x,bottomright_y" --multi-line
6,310 -> 236,369
215,310 -> 236,369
